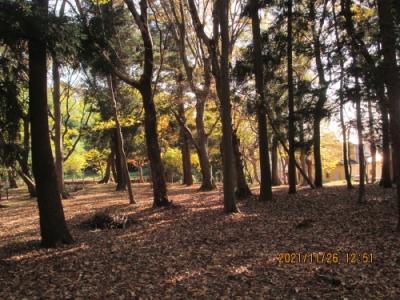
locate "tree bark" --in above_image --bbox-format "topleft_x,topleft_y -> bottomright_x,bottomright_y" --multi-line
377,0 -> 400,228
232,130 -> 252,199
19,117 -> 37,196
309,0 -> 327,188
299,123 -> 307,186
271,135 -> 281,186
28,0 -> 72,247
195,96 -> 214,190
98,152 -> 113,184
8,169 -> 18,188
17,170 -> 36,196
51,54 -> 68,198
378,100 -> 392,187
113,129 -> 126,190
250,0 -> 273,201
178,102 -> 193,186
216,0 -> 237,213
367,98 -> 377,183
287,0 -> 296,194
355,77 -> 366,204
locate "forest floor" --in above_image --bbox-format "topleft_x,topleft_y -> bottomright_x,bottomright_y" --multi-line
1,182 -> 400,299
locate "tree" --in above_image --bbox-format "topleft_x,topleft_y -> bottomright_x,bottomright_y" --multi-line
249,0 -> 273,201
376,0 -> 400,228
187,0 -> 238,212
287,0 -> 296,194
176,75 -> 193,185
115,0 -> 170,207
332,0 -> 352,189
28,0 -> 72,247
308,0 -> 329,188
162,0 -> 214,190
107,74 -> 134,204
341,0 -> 392,188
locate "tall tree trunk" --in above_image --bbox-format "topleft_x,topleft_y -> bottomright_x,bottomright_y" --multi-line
347,128 -> 353,178
232,130 -> 252,199
113,130 -> 126,190
312,118 -> 323,187
299,119 -> 307,186
367,98 -> 377,183
287,0 -> 296,194
355,77 -> 366,204
250,0 -> 273,201
51,54 -> 68,198
111,153 -> 118,182
107,75 -> 134,204
377,0 -> 400,228
271,135 -> 281,186
378,101 -> 392,187
332,0 -> 353,189
28,0 -> 72,247
306,158 -> 313,184
140,82 -> 169,206
309,1 -> 327,188
178,102 -> 193,186
340,105 -> 353,188
216,0 -> 237,213
195,96 -> 214,190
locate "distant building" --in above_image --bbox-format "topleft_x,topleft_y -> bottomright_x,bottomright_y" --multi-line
327,142 -> 382,182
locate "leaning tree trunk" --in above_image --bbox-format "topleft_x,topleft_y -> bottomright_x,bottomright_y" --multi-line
287,0 -> 296,194
377,0 -> 400,228
19,116 -> 37,196
250,0 -> 273,201
108,75 -> 134,204
51,54 -> 68,198
17,170 -> 36,196
28,0 -> 72,247
232,130 -> 252,199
